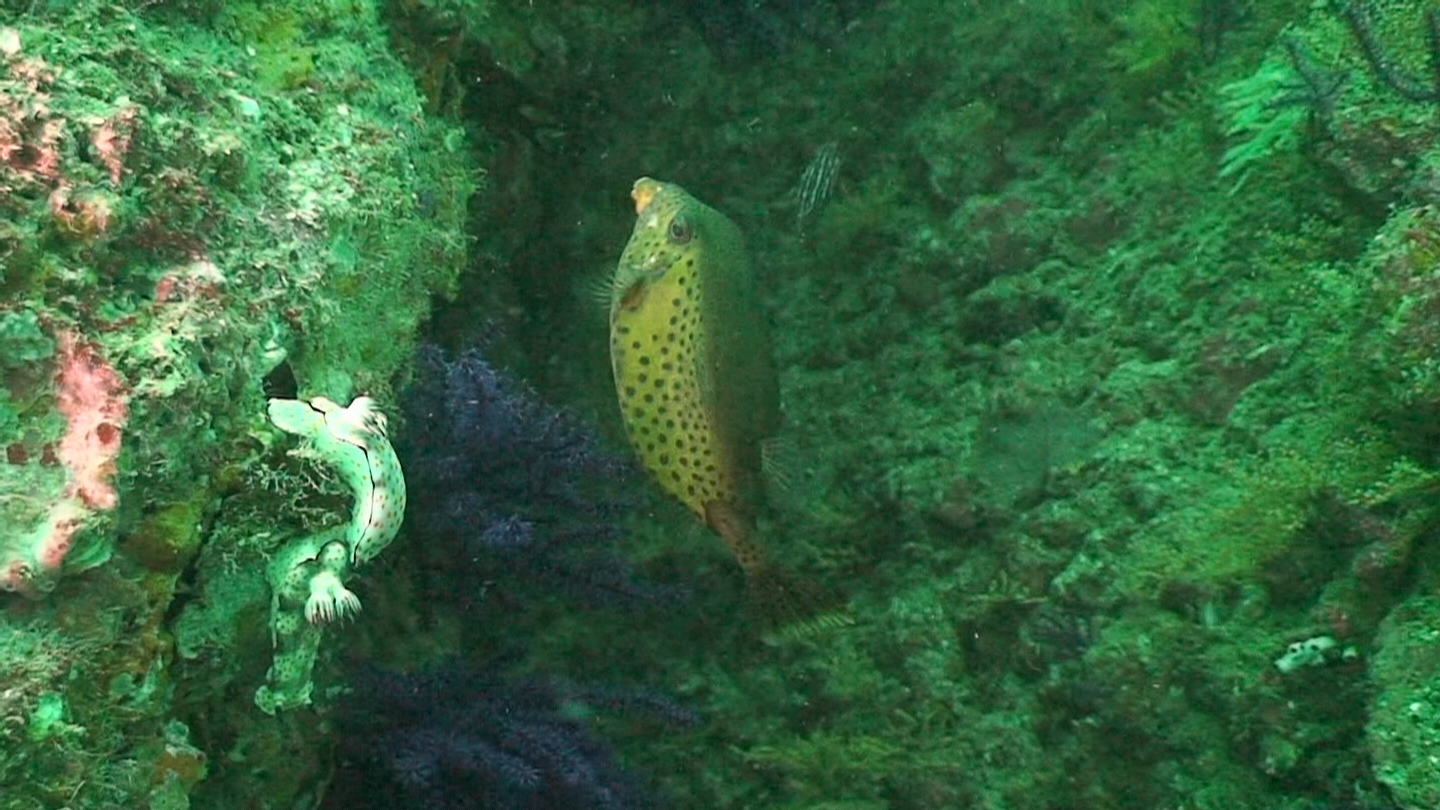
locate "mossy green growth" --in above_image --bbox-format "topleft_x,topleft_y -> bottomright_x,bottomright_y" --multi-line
808,167 -> 909,269
1368,592 -> 1440,809
1128,425 -> 1423,590
0,392 -> 19,441
740,730 -> 908,779
223,4 -> 315,90
1105,0 -> 1198,68
294,112 -> 474,396
127,500 -> 206,573
977,402 -> 1101,504
1107,0 -> 1199,83
1218,54 -> 1308,193
0,307 -> 55,368
255,18 -> 315,91
26,692 -> 72,741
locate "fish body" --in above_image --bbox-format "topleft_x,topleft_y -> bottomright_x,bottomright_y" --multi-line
610,178 -> 835,628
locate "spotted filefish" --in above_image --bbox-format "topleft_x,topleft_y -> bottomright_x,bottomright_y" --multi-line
608,177 -> 832,627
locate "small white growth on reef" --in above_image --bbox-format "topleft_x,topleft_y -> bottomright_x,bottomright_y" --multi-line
1274,635 -> 1337,674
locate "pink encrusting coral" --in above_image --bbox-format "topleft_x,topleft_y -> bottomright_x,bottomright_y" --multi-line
89,103 -> 138,186
54,332 -> 128,510
0,331 -> 128,595
0,26 -> 64,191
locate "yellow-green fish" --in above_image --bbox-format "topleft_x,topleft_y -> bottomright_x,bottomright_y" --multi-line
608,177 -> 830,627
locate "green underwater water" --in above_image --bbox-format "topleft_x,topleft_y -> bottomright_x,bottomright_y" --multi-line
5,0 -> 1440,808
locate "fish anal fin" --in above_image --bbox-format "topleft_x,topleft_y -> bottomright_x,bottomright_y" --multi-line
747,566 -> 854,641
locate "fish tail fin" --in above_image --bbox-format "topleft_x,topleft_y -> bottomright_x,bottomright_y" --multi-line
745,565 -> 853,640
705,500 -> 853,637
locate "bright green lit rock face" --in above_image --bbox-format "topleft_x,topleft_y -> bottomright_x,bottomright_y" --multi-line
26,692 -> 66,741
1369,595 -> 1440,810
0,0 -> 474,803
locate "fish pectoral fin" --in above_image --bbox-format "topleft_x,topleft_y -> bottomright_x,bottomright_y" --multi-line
585,268 -> 618,313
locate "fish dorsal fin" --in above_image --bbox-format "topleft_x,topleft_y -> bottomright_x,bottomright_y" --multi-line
760,435 -> 800,499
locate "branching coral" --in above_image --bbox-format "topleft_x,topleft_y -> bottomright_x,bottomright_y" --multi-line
398,344 -> 681,610
321,660 -> 697,810
1334,1 -> 1440,104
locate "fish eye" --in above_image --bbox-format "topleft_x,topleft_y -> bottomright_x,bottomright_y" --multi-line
667,215 -> 693,244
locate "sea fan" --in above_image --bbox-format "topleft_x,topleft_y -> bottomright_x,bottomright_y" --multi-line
321,659 -> 698,810
397,344 -> 681,610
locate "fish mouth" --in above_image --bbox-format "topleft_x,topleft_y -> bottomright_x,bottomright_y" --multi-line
619,247 -> 667,278
632,177 -> 662,215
